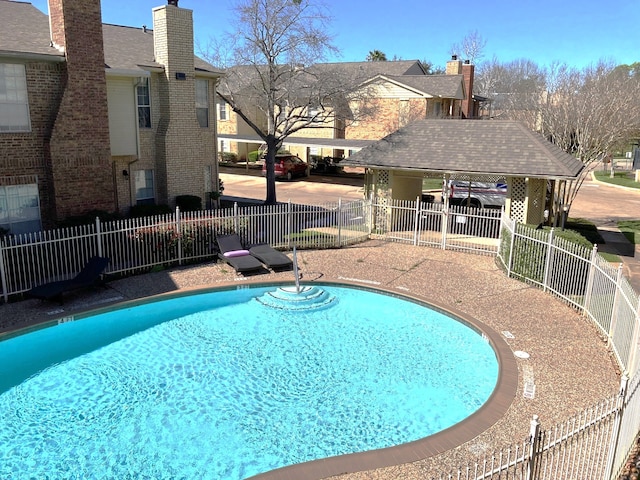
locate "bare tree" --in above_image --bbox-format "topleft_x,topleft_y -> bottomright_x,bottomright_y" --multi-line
203,0 -> 374,204
539,60 -> 640,211
475,57 -> 547,124
477,58 -> 640,216
450,30 -> 487,64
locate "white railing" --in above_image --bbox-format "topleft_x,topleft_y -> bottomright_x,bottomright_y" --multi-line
1,198 -> 639,480
0,199 -> 370,302
495,216 -> 640,480
369,197 -> 503,255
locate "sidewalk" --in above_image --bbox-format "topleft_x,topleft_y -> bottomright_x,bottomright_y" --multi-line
584,172 -> 640,293
597,228 -> 640,292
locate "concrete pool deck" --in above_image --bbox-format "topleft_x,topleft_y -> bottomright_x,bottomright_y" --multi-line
0,240 -> 622,478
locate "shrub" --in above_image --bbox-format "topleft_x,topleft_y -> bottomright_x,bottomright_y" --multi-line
176,195 -> 202,212
57,210 -> 122,228
129,204 -> 172,218
219,152 -> 238,163
248,150 -> 262,163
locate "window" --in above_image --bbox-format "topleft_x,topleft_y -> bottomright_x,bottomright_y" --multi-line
134,170 -> 155,205
136,78 -> 151,128
0,183 -> 41,235
307,106 -> 320,121
196,78 -> 209,127
218,101 -> 227,121
219,140 -> 228,152
0,63 -> 30,132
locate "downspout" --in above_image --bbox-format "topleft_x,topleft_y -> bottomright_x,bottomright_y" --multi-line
212,77 -> 221,208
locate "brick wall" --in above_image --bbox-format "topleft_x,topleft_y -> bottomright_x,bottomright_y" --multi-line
0,61 -> 65,228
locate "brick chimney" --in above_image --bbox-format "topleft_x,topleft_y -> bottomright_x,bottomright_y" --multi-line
47,0 -> 115,220
153,2 -> 208,206
461,60 -> 475,119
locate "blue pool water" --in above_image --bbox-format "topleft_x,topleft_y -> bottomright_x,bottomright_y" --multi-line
0,285 -> 499,479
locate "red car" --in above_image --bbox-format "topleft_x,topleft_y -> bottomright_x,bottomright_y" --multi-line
261,154 -> 310,180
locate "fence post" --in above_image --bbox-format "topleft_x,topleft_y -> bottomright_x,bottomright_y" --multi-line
608,264 -> 624,346
176,206 -> 183,266
233,202 -> 239,235
627,298 -> 640,375
337,198 -> 343,247
526,415 -> 542,480
582,245 -> 599,316
413,196 -> 421,246
95,217 -> 103,258
367,195 -> 374,236
542,228 -> 555,292
604,375 -> 629,480
0,238 -> 7,304
507,218 -> 516,278
441,200 -> 448,250
287,200 -> 292,249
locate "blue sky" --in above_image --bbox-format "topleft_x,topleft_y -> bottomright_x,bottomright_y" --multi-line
29,0 -> 638,69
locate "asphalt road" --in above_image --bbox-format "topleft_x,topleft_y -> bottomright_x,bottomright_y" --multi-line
219,168 -> 365,205
220,168 -> 640,225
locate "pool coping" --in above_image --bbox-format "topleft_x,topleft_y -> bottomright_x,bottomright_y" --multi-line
2,278 -> 518,480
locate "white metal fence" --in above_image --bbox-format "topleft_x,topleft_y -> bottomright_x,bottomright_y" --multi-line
369,197 -> 503,255
0,199 -> 370,302
1,198 -> 639,479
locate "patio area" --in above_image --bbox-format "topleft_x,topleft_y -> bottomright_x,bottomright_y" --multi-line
0,240 -> 621,478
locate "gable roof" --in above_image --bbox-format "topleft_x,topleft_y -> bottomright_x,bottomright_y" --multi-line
364,74 -> 465,100
342,119 -> 585,180
311,60 -> 427,77
0,1 -> 220,75
383,74 -> 465,99
0,0 -> 64,60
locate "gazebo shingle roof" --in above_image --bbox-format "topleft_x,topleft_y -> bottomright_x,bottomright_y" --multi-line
342,119 -> 585,179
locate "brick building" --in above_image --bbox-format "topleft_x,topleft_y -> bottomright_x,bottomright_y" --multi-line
0,0 -> 221,235
216,57 -> 484,163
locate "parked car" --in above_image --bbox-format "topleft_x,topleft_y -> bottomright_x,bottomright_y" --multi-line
444,180 -> 507,208
261,154 -> 310,180
310,156 -> 344,175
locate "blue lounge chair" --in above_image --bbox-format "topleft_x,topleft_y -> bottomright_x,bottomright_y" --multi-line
27,256 -> 110,303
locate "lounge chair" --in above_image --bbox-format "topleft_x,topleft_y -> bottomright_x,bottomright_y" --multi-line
27,256 -> 110,303
249,243 -> 293,270
216,234 -> 264,273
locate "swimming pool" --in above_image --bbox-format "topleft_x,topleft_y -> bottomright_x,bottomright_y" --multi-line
0,283 -> 502,479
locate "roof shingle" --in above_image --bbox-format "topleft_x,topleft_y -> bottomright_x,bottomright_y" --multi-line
342,119 -> 585,179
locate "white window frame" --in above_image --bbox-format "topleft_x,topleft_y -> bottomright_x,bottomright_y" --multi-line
196,78 -> 209,127
0,182 -> 41,235
136,77 -> 151,128
134,169 -> 155,205
0,63 -> 30,133
218,101 -> 227,121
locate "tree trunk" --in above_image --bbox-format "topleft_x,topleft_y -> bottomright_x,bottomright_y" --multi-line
264,136 -> 279,205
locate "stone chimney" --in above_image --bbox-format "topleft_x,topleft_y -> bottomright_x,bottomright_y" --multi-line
46,0 -> 115,220
446,55 -> 462,75
461,60 -> 475,119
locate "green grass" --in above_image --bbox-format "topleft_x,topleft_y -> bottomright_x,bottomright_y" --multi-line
565,218 -> 605,246
422,178 -> 443,190
618,220 -> 640,245
563,218 -> 621,263
593,170 -> 640,189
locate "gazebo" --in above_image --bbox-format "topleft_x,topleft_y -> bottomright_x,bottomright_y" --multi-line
342,119 -> 585,225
